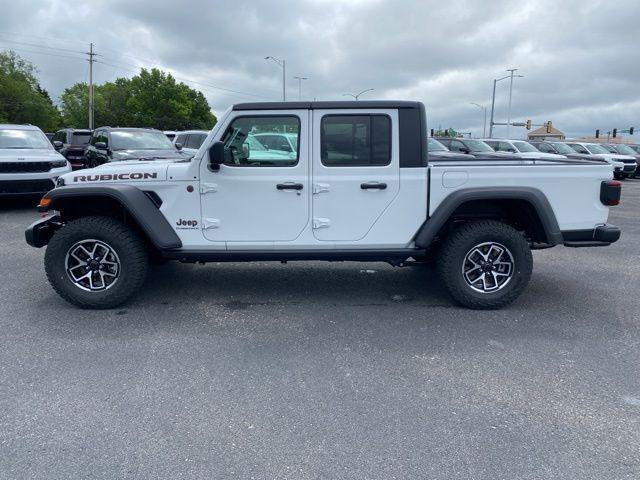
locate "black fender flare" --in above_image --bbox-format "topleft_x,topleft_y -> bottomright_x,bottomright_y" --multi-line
414,187 -> 563,248
37,184 -> 182,250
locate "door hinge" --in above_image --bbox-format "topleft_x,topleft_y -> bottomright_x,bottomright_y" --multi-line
312,183 -> 330,194
202,218 -> 220,229
200,183 -> 218,194
313,218 -> 331,229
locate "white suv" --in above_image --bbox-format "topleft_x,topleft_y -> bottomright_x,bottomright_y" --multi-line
0,124 -> 70,196
482,139 -> 567,160
565,142 -> 635,179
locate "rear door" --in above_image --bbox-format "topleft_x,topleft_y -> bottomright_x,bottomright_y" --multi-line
311,109 -> 399,242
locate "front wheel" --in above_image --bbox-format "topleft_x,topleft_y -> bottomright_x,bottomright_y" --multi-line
44,216 -> 148,309
437,220 -> 533,309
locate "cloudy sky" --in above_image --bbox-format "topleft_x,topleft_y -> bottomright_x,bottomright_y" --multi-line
1,0 -> 638,138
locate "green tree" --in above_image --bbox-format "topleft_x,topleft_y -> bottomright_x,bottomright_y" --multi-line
0,51 -> 61,131
59,68 -> 216,130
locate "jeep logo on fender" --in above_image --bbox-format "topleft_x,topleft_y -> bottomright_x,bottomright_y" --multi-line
175,218 -> 198,230
73,172 -> 158,182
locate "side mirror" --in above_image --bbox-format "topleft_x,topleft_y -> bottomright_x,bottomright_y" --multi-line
460,147 -> 470,154
208,141 -> 225,170
95,142 -> 107,150
175,142 -> 183,150
508,148 -> 517,153
280,143 -> 292,152
53,141 -> 63,150
242,142 -> 250,158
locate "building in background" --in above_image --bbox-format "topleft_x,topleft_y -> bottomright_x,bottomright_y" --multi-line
527,125 -> 565,140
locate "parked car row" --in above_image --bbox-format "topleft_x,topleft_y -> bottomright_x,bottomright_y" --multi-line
3,120 -> 638,200
429,136 -> 639,179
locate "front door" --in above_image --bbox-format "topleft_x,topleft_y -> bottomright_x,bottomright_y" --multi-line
311,110 -> 400,241
200,111 -> 309,244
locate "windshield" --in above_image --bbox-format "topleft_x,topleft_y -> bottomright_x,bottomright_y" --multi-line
600,144 -> 617,153
586,144 -> 610,155
71,132 -> 92,145
550,143 -> 576,154
0,129 -> 51,149
465,140 -> 494,152
428,138 -> 448,152
613,144 -> 636,155
513,141 -> 539,153
111,130 -> 175,150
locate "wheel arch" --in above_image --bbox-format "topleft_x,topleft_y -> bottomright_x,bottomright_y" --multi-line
39,185 -> 182,250
415,187 -> 563,249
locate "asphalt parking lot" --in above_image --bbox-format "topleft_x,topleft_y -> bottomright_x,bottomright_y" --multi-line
1,181 -> 639,480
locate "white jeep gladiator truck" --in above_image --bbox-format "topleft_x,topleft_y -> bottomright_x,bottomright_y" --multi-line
25,101 -> 622,310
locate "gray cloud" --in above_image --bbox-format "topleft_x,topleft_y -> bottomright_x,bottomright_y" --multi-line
1,0 -> 638,138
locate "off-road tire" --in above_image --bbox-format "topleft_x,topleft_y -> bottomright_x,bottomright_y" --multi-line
45,216 -> 148,309
437,220 -> 533,309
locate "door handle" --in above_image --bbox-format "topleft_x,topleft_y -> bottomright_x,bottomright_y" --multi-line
360,182 -> 387,190
276,183 -> 304,190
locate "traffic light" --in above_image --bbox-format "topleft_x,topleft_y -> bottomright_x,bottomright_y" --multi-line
545,121 -> 552,133
613,128 -> 617,138
525,119 -> 532,130
430,128 -> 434,137
595,129 -> 600,138
630,127 -> 634,135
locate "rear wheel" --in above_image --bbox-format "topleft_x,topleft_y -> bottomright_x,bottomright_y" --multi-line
45,216 -> 148,309
437,220 -> 533,309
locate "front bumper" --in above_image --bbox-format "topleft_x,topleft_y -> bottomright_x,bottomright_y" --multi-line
25,215 -> 61,248
0,178 -> 56,196
0,167 -> 70,196
562,224 -> 621,247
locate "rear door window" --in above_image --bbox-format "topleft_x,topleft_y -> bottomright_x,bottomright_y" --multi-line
320,115 -> 391,166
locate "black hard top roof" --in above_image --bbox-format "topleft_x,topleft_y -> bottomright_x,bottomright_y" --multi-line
233,100 -> 423,111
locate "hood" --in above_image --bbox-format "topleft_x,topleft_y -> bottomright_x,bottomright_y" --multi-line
111,148 -> 191,162
0,148 -> 65,162
472,151 -> 512,158
518,152 -> 567,159
607,153 -> 636,161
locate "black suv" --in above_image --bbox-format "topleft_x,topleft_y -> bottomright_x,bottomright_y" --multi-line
84,127 -> 192,167
51,128 -> 93,169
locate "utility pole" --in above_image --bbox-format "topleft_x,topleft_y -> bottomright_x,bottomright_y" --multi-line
506,68 -> 518,138
293,76 -> 308,100
87,43 -> 96,130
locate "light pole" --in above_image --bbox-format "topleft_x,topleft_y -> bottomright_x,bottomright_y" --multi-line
293,76 -> 308,101
265,56 -> 286,101
489,72 -> 523,138
506,69 -> 516,137
342,88 -> 374,100
470,102 -> 487,138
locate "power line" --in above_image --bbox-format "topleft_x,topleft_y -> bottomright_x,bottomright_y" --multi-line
0,46 -> 86,62
0,32 -> 279,102
0,38 -> 85,55
97,58 -> 275,100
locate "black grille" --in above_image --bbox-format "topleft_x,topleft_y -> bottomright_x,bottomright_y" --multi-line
0,179 -> 55,194
0,162 -> 53,173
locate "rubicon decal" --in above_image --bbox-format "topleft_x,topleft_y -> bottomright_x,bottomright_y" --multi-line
175,218 -> 199,230
73,172 -> 158,182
